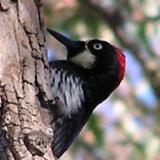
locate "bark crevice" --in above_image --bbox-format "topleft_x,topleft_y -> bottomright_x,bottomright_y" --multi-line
0,0 -> 55,159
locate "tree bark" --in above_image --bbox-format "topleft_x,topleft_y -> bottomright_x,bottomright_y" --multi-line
0,0 -> 55,159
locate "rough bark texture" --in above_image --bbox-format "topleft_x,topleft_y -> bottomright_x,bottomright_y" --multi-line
0,0 -> 55,159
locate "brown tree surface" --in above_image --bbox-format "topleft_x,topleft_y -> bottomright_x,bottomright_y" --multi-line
0,0 -> 55,159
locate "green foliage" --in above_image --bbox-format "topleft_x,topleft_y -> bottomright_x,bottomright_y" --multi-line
87,114 -> 104,147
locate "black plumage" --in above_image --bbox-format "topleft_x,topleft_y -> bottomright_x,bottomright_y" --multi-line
47,29 -> 125,158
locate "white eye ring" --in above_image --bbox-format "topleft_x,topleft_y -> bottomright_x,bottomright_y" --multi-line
93,43 -> 103,50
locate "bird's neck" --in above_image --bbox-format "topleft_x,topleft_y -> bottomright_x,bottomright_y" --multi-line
83,57 -> 119,104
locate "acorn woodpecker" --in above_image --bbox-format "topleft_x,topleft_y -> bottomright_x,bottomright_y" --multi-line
47,29 -> 125,158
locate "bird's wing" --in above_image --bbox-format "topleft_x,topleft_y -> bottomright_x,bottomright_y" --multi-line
49,63 -> 91,158
51,109 -> 87,158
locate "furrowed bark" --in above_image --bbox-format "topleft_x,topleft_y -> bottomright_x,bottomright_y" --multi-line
0,0 -> 55,159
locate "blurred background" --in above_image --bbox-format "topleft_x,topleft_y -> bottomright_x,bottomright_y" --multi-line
44,0 -> 160,159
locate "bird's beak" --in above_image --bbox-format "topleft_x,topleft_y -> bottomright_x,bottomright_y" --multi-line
47,29 -> 81,52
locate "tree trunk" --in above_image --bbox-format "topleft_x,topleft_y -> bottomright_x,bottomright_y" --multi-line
0,0 -> 55,159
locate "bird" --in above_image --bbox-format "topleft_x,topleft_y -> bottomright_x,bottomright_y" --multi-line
47,29 -> 125,158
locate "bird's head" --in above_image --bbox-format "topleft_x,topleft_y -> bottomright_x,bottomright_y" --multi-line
47,29 -> 125,82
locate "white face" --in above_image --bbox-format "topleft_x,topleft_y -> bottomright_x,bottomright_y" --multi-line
69,50 -> 96,69
69,40 -> 106,69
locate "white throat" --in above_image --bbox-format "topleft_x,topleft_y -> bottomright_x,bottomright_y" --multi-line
70,50 -> 96,69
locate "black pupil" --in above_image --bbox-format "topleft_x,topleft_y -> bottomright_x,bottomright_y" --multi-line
95,44 -> 101,49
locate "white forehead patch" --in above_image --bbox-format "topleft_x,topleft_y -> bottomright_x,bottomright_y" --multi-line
69,50 -> 96,69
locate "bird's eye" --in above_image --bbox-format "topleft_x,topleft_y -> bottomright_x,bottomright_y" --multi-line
93,43 -> 103,50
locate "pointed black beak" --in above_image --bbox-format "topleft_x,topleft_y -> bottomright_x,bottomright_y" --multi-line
47,28 -> 85,58
47,29 -> 80,49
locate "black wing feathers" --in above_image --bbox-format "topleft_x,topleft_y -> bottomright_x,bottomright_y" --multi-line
50,61 -> 90,158
52,109 -> 88,158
